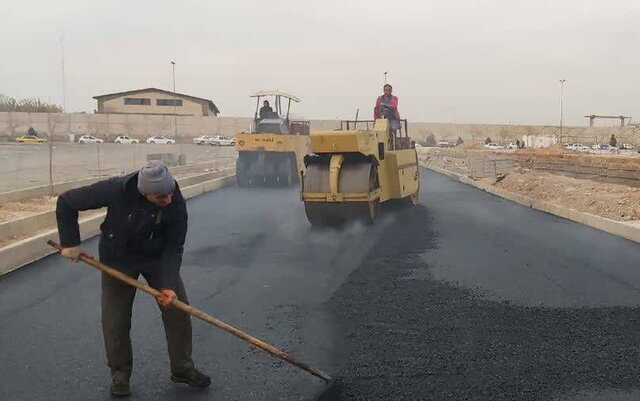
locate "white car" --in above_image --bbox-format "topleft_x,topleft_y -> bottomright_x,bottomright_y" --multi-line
564,143 -> 588,151
209,135 -> 234,146
506,142 -> 518,149
146,136 -> 175,145
77,135 -> 104,144
621,143 -> 633,150
114,135 -> 139,144
193,135 -> 214,145
483,143 -> 503,150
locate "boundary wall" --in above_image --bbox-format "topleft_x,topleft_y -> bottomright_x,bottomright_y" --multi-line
0,112 -> 634,145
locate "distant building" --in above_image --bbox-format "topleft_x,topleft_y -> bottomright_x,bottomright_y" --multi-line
522,135 -> 558,149
93,88 -> 220,117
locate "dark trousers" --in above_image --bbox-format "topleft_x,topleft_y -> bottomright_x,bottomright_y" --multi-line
100,259 -> 194,379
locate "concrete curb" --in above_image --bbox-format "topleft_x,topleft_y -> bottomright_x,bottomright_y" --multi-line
0,159 -> 235,205
0,173 -> 236,276
421,163 -> 640,244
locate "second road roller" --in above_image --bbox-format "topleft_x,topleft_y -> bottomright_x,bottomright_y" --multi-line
301,118 -> 420,225
235,91 -> 310,187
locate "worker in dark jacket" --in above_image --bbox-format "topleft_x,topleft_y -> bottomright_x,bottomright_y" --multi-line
56,160 -> 210,398
259,100 -> 274,119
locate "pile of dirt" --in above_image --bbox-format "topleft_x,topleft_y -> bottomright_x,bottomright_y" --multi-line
495,171 -> 640,221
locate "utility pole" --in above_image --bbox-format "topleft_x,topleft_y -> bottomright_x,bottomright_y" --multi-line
559,78 -> 566,144
61,35 -> 67,112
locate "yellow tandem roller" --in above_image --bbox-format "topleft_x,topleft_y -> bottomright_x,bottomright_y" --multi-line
301,118 -> 419,226
235,91 -> 311,187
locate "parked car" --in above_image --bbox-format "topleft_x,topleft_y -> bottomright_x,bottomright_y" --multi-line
146,136 -> 175,145
209,135 -> 234,146
483,143 -> 504,150
595,144 -> 618,151
592,143 -> 617,151
114,135 -> 139,144
621,143 -> 633,150
193,135 -> 214,145
564,143 -> 589,151
15,134 -> 46,144
506,142 -> 519,149
437,140 -> 455,148
77,135 -> 104,144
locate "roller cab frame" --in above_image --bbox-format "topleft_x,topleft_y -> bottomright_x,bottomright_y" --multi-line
301,118 -> 420,226
235,90 -> 311,187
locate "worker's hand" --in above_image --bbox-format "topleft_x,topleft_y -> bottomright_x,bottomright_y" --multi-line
156,289 -> 177,307
60,246 -> 92,262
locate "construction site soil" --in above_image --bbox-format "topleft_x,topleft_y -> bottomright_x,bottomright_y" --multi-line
420,147 -> 640,221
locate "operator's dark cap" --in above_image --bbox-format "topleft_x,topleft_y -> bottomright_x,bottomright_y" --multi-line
137,160 -> 176,195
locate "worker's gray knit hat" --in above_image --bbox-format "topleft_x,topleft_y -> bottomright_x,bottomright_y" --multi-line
137,160 -> 176,195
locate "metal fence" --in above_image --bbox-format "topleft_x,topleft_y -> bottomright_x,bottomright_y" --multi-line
0,142 -> 237,193
468,157 -> 515,179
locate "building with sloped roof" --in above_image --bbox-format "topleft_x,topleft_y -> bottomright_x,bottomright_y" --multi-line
93,88 -> 220,117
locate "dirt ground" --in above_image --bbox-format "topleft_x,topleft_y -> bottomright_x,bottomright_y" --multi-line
0,197 -> 56,223
419,147 -> 640,222
493,171 -> 640,221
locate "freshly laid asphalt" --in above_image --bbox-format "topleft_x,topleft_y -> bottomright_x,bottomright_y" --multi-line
3,168 -> 640,400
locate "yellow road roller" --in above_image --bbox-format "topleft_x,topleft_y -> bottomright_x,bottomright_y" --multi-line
301,118 -> 419,225
235,91 -> 311,187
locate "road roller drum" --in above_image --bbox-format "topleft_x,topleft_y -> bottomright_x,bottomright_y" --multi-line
301,118 -> 419,226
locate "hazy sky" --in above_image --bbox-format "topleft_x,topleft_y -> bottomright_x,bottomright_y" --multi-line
2,0 -> 639,126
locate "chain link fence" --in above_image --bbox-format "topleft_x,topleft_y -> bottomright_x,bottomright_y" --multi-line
0,142 -> 237,193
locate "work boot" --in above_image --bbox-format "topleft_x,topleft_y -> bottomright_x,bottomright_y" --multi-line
170,367 -> 211,388
110,371 -> 131,398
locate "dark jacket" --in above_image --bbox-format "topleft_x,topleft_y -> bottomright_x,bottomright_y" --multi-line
259,106 -> 274,119
56,172 -> 188,289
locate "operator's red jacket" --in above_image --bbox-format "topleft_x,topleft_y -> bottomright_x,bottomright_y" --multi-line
374,95 -> 400,120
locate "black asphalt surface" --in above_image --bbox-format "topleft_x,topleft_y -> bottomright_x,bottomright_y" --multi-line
3,168 -> 640,400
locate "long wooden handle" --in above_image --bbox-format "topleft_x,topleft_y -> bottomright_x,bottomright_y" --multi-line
47,240 -> 332,382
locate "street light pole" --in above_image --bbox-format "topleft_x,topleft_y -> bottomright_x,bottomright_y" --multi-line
559,78 -> 566,144
171,61 -> 182,159
60,34 -> 67,112
384,71 -> 388,85
171,61 -> 177,135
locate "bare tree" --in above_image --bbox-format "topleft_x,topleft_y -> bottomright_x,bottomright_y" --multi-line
470,127 -> 483,145
123,119 -> 135,139
88,119 -> 103,138
498,126 -> 510,144
7,111 -> 20,138
1,94 -> 63,112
